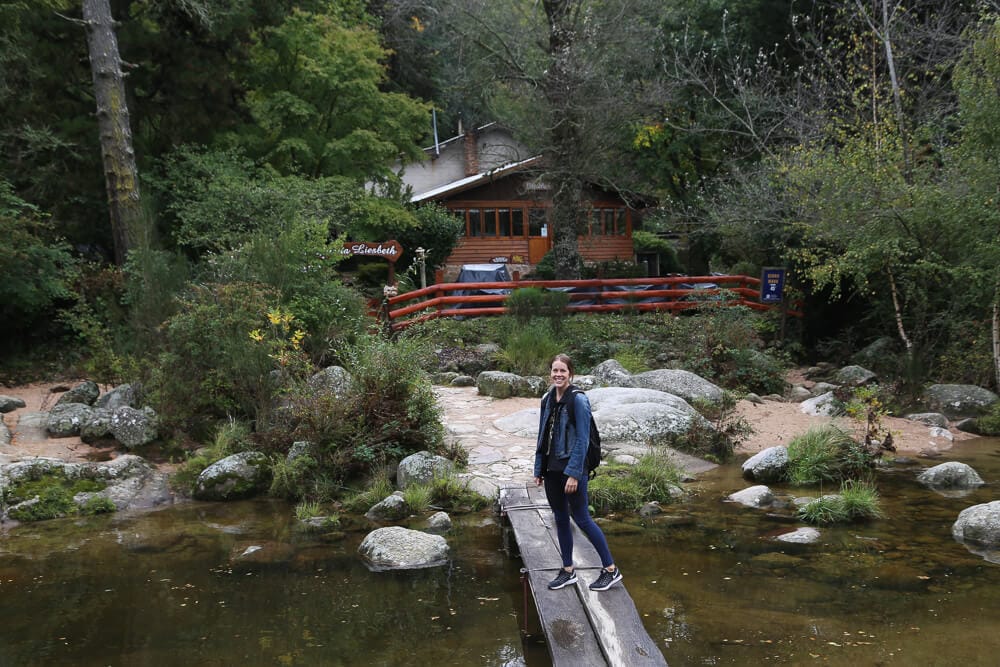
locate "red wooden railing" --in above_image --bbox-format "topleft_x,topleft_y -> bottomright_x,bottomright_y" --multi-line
382,275 -> 801,331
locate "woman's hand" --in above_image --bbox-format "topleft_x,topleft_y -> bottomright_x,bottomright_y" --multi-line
564,476 -> 578,494
534,476 -> 543,487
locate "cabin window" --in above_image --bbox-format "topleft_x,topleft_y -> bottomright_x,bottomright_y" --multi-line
511,209 -> 525,236
528,208 -> 547,236
498,208 -> 511,236
468,209 -> 481,237
482,208 -> 497,237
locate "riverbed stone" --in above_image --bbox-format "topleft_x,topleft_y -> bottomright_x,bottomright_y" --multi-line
954,418 -> 981,435
630,368 -> 724,405
834,365 -> 877,387
800,391 -> 840,417
0,421 -> 10,447
365,494 -> 408,522
194,451 -> 270,501
307,365 -> 352,397
46,403 -> 95,437
110,406 -> 159,448
774,527 -> 821,544
905,412 -> 950,428
726,485 -> 774,508
396,451 -> 455,489
924,384 -> 999,418
55,380 -> 100,407
425,511 -> 452,533
787,386 -> 812,402
0,395 -> 26,413
477,371 -> 544,398
917,462 -> 985,490
95,383 -> 140,410
358,526 -> 449,570
952,501 -> 1000,547
741,446 -> 789,484
80,407 -> 114,442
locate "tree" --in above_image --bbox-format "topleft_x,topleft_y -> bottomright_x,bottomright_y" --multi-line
79,0 -> 143,265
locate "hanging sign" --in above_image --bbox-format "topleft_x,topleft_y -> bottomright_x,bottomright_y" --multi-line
760,267 -> 786,303
340,240 -> 403,263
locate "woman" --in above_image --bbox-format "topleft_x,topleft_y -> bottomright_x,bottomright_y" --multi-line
533,353 -> 622,591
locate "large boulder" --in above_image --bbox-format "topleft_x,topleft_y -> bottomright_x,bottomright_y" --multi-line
110,406 -> 159,448
55,380 -> 100,407
80,407 -> 114,443
0,395 -> 26,413
917,462 -> 985,490
923,384 -> 999,418
630,369 -> 724,405
194,451 -> 270,501
905,412 -> 950,429
834,365 -> 877,387
590,359 -> 635,388
95,383 -> 140,410
358,526 -> 449,570
46,403 -> 95,437
476,371 -> 545,398
952,501 -> 1000,547
307,365 -> 352,397
741,446 -> 789,483
800,392 -> 840,417
396,451 -> 455,489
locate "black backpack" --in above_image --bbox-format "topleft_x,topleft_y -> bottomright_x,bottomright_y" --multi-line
545,386 -> 602,479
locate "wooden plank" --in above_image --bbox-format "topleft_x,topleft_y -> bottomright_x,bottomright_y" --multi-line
502,485 -> 607,666
501,484 -> 668,666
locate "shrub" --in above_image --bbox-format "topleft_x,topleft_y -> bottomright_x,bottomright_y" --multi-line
785,425 -> 857,486
341,474 -> 395,513
589,451 -> 683,513
427,474 -> 489,511
505,288 -> 570,328
495,319 -> 561,376
669,394 -> 749,463
80,496 -> 117,515
798,480 -> 884,524
402,484 -> 432,513
7,486 -> 76,522
976,402 -> 1000,436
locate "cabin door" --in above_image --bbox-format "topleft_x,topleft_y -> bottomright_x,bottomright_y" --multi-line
527,207 -> 551,264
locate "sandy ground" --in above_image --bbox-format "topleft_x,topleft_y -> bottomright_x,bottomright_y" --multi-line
1,376 -> 976,465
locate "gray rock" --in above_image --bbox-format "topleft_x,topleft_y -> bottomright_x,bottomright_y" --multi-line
55,380 -> 100,407
431,372 -> 460,385
0,420 -> 11,447
194,451 -> 270,501
851,337 -> 897,369
476,371 -> 546,398
286,441 -> 316,463
787,386 -> 813,402
396,451 -> 455,489
590,359 -> 635,388
774,527 -> 821,544
587,387 -> 713,445
110,406 -> 159,448
307,365 -> 352,397
812,382 -> 839,395
358,526 -> 449,570
609,453 -> 638,465
639,501 -> 662,517
954,418 -> 981,435
905,412 -> 950,428
744,393 -> 764,405
572,375 -> 599,391
425,511 -> 452,533
741,446 -> 789,483
917,462 -> 985,490
952,501 -> 1000,547
95,383 -> 140,410
365,494 -> 409,521
451,375 -> 476,387
834,365 -> 877,387
46,403 -> 96,437
924,384 -> 999,418
631,368 -> 724,405
726,485 -> 774,508
80,407 -> 114,442
928,426 -> 953,442
800,392 -> 840,417
0,395 -> 26,413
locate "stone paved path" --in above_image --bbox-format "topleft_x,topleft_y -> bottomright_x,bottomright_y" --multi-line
433,386 -> 540,498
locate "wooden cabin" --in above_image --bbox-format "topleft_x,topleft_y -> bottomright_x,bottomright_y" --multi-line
398,124 -> 639,280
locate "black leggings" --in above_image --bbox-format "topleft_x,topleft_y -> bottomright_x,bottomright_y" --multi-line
543,473 -> 614,569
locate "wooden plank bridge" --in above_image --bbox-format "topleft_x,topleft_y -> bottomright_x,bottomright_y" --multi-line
500,483 -> 667,666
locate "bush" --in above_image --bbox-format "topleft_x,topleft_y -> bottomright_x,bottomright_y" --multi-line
785,425 -> 858,486
505,288 -> 570,327
495,319 -> 561,376
798,480 -> 884,524
588,451 -> 683,513
427,474 -> 489,511
976,402 -> 1000,436
80,496 -> 117,515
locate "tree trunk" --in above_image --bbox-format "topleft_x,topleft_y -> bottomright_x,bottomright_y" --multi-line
81,0 -> 141,265
887,266 -> 913,355
542,0 -> 583,279
993,284 -> 1000,391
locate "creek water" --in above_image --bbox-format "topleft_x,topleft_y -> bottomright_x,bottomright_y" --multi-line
2,438 -> 1000,666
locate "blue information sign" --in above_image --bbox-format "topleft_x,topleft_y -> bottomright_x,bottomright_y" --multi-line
760,267 -> 786,304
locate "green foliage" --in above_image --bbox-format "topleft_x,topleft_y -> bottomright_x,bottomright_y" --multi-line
424,474 -> 489,511
393,203 -> 464,276
977,403 -> 1000,437
7,485 -> 75,522
240,7 -> 429,179
505,288 -> 570,327
294,500 -> 324,521
2,470 -> 113,522
495,320 -> 561,376
798,481 -> 884,524
401,484 -> 432,513
150,282 -> 282,432
341,474 -> 395,513
0,182 -> 78,341
80,496 -> 117,516
588,451 -> 683,513
270,454 -> 319,500
785,425 -> 859,486
613,347 -> 650,374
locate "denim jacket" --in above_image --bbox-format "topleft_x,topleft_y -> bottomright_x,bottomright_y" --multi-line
533,385 -> 592,481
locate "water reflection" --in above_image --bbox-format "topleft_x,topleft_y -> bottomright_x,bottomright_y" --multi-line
1,439 -> 999,666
